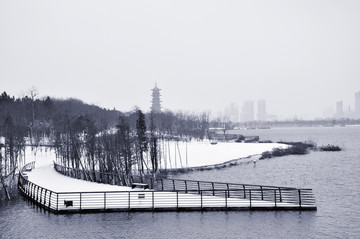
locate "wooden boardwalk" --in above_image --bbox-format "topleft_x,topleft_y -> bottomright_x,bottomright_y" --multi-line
18,162 -> 317,213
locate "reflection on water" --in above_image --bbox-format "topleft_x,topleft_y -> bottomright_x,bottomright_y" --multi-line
1,127 -> 359,238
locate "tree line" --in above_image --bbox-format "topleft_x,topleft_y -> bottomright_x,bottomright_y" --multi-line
0,91 -> 210,197
53,109 -> 210,185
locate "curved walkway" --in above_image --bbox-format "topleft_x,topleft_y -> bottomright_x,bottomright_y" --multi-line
26,163 -> 131,193
18,162 -> 316,213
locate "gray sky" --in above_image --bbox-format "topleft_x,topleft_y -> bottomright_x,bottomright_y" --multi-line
1,0 -> 359,119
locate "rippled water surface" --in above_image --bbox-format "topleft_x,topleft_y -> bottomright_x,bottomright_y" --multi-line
1,126 -> 360,238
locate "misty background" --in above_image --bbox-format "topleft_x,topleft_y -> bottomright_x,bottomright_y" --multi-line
1,0 -> 359,120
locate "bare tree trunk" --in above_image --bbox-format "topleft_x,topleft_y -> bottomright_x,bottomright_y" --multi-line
168,140 -> 172,169
176,141 -> 183,168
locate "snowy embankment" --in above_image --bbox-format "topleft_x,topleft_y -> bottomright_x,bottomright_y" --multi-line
160,140 -> 287,169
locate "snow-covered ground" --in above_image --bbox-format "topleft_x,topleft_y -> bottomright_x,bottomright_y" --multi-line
158,140 -> 286,169
23,140 -> 286,170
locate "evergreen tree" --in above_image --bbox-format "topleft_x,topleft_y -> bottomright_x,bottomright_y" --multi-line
136,110 -> 147,175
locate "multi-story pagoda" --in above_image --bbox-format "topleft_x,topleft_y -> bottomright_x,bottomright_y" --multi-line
151,83 -> 162,112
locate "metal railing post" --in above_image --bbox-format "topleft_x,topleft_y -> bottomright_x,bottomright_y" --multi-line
201,191 -> 203,209
176,191 -> 179,209
128,192 -> 131,210
227,184 -> 230,198
173,179 -> 175,191
29,183 -> 32,197
198,181 -> 200,194
161,179 -> 164,190
225,191 -> 228,208
40,188 -> 43,204
279,188 -> 282,202
49,191 -> 52,208
260,186 -> 263,200
185,180 -> 188,193
249,190 -> 252,208
274,190 -> 277,208
298,190 -> 302,208
152,191 -> 155,211
32,184 -> 36,200
104,192 -> 106,210
43,190 -> 47,205
36,186 -> 39,201
212,183 -> 215,196
243,185 -> 246,198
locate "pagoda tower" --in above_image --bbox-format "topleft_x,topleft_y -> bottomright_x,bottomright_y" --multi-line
151,83 -> 162,112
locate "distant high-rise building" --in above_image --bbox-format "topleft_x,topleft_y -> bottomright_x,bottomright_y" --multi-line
224,103 -> 239,122
355,91 -> 360,119
336,101 -> 344,119
240,101 -> 254,122
151,83 -> 162,112
257,99 -> 267,121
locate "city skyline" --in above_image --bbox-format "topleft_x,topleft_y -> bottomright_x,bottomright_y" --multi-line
219,90 -> 360,122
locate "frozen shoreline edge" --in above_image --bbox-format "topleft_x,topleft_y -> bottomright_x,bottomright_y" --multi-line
159,154 -> 260,174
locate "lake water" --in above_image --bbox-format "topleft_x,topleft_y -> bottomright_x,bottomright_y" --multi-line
1,126 -> 360,238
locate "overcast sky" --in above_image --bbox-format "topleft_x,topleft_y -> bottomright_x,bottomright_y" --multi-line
1,1 -> 359,119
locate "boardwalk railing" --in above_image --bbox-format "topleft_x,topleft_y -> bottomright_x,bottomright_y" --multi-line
18,162 -> 317,213
155,178 -> 316,209
53,163 -> 151,188
53,162 -> 316,210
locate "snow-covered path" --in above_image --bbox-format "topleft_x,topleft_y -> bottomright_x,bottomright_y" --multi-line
23,164 -> 302,212
26,164 -> 131,193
